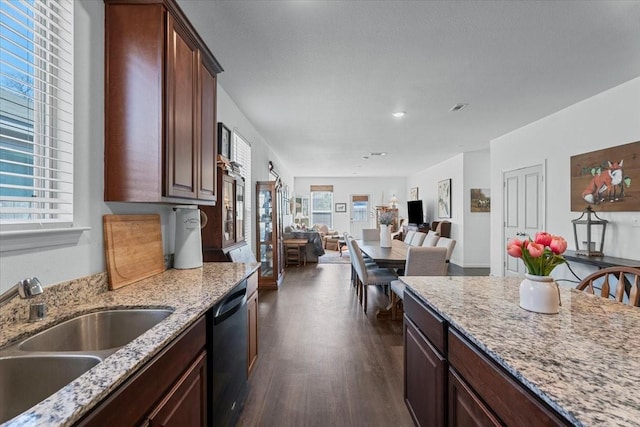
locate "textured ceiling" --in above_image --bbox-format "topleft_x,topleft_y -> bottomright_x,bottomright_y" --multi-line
177,0 -> 640,178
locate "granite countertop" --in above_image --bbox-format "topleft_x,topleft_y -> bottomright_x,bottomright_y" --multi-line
401,276 -> 640,427
0,262 -> 259,427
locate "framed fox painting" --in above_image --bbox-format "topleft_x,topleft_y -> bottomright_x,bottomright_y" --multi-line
570,141 -> 639,212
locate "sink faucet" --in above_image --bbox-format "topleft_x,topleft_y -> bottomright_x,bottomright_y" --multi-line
0,277 -> 44,305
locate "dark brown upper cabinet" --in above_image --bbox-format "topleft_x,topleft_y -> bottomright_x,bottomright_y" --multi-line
104,0 -> 223,205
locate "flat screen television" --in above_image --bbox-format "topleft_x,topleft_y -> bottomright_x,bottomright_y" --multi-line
407,200 -> 424,225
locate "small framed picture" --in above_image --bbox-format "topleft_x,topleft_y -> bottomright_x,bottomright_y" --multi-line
335,203 -> 347,213
218,123 -> 231,158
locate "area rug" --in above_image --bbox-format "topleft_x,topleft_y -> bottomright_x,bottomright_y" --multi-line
318,249 -> 351,264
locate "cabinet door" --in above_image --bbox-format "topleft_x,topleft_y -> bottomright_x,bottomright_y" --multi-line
166,14 -> 199,199
148,352 -> 207,427
222,174 -> 235,247
199,63 -> 217,201
247,290 -> 258,375
236,180 -> 245,242
404,316 -> 446,426
448,369 -> 501,427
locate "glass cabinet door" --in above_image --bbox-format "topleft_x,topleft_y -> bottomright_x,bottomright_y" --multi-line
258,186 -> 274,278
236,179 -> 245,242
222,175 -> 235,246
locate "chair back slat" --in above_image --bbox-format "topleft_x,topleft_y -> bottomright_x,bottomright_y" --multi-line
630,275 -> 640,306
577,266 -> 640,307
601,276 -> 611,299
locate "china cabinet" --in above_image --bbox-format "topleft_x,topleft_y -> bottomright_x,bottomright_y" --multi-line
104,0 -> 222,205
376,206 -> 399,232
200,166 -> 244,262
256,181 -> 285,289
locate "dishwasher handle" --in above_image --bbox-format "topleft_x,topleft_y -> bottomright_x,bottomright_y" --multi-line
214,286 -> 247,325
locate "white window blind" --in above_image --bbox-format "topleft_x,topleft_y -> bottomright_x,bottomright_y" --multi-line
233,130 -> 251,248
0,0 -> 74,226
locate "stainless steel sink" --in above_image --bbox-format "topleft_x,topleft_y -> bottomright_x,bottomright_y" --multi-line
0,355 -> 101,424
18,309 -> 174,352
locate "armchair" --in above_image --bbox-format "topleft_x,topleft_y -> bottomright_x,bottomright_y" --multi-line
315,223 -> 340,250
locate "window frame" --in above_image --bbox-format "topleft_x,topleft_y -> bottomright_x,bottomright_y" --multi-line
0,0 -> 84,252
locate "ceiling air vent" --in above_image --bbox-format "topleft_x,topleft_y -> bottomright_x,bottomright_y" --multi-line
449,103 -> 468,112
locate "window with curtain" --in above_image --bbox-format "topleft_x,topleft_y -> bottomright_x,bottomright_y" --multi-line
233,130 -> 251,248
310,185 -> 333,228
0,0 -> 74,228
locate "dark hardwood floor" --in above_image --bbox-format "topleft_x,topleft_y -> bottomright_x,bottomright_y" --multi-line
238,263 -> 414,427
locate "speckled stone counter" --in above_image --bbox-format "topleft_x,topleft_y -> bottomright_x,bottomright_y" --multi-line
0,262 -> 258,427
401,276 -> 640,427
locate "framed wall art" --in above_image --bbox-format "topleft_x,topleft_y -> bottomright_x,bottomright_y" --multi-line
570,140 -> 639,212
438,179 -> 452,218
410,187 -> 419,201
470,188 -> 490,212
218,123 -> 231,159
335,203 -> 347,213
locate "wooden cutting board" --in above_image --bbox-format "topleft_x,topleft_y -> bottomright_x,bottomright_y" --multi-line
103,214 -> 165,290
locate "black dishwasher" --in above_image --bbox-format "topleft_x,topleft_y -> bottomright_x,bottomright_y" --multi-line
207,279 -> 248,427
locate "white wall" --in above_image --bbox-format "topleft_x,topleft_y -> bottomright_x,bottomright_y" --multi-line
0,0 -> 292,293
490,76 -> 640,277
462,150 -> 491,268
294,177 -> 406,235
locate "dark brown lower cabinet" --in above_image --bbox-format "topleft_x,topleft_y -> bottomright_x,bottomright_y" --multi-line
76,317 -> 206,426
448,369 -> 500,427
404,316 -> 445,426
147,352 -> 207,426
404,289 -> 571,427
247,272 -> 259,376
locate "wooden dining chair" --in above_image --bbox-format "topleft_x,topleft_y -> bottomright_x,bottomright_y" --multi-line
390,247 -> 448,319
576,266 -> 640,306
351,239 -> 398,314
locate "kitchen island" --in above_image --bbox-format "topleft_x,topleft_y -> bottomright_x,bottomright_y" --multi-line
401,275 -> 640,426
0,262 -> 258,426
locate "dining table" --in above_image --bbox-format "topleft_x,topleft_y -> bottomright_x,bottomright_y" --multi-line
355,238 -> 409,269
355,238 -> 409,318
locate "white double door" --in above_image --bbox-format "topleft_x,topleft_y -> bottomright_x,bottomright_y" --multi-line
504,164 -> 545,277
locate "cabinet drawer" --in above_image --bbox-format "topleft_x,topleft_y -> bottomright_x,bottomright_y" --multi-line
404,290 -> 446,354
448,329 -> 569,427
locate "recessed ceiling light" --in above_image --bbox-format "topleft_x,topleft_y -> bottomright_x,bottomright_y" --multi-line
392,111 -> 406,118
369,152 -> 387,156
449,103 -> 468,112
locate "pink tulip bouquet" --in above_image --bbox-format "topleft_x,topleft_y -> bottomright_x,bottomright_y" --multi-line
507,232 -> 567,276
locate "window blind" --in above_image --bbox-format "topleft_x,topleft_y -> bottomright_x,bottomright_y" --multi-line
0,0 -> 74,225
233,130 -> 251,248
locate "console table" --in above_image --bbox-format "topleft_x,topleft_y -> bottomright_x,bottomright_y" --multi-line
564,250 -> 640,269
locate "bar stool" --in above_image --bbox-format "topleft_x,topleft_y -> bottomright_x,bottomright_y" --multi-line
284,238 -> 307,267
